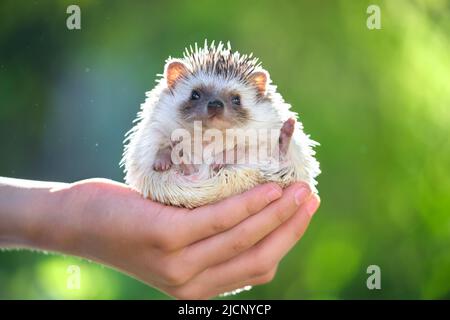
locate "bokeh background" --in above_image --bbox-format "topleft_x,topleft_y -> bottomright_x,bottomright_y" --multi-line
1,0 -> 449,299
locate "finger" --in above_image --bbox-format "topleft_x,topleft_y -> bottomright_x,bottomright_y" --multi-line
181,183 -> 311,275
181,195 -> 320,292
213,266 -> 278,299
176,183 -> 283,245
167,266 -> 278,300
251,194 -> 320,265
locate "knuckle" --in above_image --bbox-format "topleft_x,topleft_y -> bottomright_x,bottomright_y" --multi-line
273,206 -> 287,224
231,238 -> 250,254
243,203 -> 253,216
211,216 -> 230,233
153,232 -> 178,251
252,260 -> 274,278
163,270 -> 189,287
231,229 -> 252,253
251,251 -> 276,277
293,227 -> 305,241
243,196 -> 258,216
169,286 -> 204,300
292,220 -> 309,240
160,260 -> 191,286
234,193 -> 255,217
257,268 -> 277,285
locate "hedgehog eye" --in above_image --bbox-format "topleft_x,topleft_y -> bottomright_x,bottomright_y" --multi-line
231,95 -> 241,106
190,90 -> 201,100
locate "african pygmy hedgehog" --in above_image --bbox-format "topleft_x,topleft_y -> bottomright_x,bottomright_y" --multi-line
122,41 -> 320,208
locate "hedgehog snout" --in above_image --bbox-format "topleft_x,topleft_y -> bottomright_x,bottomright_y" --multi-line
207,99 -> 224,116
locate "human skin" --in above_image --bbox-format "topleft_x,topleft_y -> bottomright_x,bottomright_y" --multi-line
0,177 -> 320,299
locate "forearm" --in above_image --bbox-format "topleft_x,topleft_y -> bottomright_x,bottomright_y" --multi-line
0,177 -> 69,249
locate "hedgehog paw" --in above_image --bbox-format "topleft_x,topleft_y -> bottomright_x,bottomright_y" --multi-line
153,150 -> 172,171
211,163 -> 225,172
279,118 -> 295,156
153,159 -> 172,171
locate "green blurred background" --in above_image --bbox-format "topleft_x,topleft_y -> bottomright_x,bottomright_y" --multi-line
0,0 -> 449,299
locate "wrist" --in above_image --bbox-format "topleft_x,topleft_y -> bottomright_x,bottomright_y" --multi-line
0,178 -> 71,251
23,185 -> 71,251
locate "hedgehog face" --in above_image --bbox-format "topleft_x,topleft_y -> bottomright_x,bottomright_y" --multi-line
175,78 -> 253,129
160,42 -> 273,130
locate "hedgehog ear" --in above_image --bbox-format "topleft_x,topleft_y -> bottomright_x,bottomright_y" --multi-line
165,60 -> 188,89
248,71 -> 269,96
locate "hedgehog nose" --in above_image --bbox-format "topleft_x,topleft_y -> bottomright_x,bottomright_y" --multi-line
207,100 -> 224,114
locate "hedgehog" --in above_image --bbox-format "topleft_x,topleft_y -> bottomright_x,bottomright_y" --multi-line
121,41 -> 320,208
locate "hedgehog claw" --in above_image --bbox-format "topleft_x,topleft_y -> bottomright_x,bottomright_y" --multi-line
153,159 -> 172,171
212,163 -> 225,172
153,148 -> 173,171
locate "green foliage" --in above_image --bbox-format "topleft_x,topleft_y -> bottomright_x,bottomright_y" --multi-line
0,0 -> 449,299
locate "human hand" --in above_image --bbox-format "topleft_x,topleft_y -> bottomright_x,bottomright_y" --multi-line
1,178 -> 320,299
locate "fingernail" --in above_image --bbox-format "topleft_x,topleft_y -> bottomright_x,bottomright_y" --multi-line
305,195 -> 320,217
294,185 -> 311,206
267,185 -> 282,202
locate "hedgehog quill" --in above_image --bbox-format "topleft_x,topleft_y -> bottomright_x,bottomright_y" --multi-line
122,41 -> 320,208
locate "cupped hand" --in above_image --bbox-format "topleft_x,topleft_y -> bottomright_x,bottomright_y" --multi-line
40,178 -> 319,299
